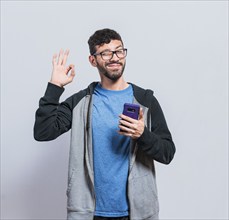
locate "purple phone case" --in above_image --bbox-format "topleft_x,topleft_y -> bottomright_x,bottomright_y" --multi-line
122,103 -> 140,120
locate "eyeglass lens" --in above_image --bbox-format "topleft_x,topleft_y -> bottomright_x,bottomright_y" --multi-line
101,49 -> 127,60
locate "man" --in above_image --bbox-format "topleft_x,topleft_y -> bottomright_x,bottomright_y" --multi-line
34,28 -> 175,220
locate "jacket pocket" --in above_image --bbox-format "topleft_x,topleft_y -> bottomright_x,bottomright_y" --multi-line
66,168 -> 95,212
128,174 -> 159,219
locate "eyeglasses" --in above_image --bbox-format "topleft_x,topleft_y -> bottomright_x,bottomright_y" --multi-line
93,48 -> 127,61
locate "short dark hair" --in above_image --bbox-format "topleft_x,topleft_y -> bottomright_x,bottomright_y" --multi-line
88,28 -> 123,55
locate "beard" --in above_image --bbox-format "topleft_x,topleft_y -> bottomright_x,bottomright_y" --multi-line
97,61 -> 126,81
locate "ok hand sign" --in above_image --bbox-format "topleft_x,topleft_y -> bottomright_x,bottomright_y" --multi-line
50,49 -> 75,87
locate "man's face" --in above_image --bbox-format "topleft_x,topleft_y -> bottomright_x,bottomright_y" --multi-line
92,40 -> 126,81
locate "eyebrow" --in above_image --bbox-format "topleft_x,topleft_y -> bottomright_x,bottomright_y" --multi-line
115,45 -> 123,49
98,45 -> 124,54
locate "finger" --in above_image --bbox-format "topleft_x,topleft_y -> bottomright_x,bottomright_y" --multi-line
119,114 -> 136,123
119,119 -> 136,130
139,108 -> 144,120
52,53 -> 57,65
69,65 -> 76,81
117,128 -> 134,137
64,65 -> 75,84
65,64 -> 75,75
57,49 -> 64,65
118,130 -> 133,137
119,124 -> 135,133
62,49 -> 70,66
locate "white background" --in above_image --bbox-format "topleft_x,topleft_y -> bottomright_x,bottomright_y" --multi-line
1,1 -> 228,219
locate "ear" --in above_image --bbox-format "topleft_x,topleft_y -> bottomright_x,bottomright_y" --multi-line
89,55 -> 97,67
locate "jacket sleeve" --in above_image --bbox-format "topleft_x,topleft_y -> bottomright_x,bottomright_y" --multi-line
136,95 -> 176,164
33,83 -> 73,141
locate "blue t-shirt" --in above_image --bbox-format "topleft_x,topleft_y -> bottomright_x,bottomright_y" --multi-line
92,83 -> 133,217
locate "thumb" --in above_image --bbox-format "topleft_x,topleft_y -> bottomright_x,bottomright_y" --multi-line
69,65 -> 75,81
139,108 -> 144,120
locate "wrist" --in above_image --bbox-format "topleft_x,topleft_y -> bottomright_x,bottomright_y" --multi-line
49,80 -> 63,88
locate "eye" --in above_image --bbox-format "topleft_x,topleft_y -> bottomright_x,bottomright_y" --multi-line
116,49 -> 124,55
101,51 -> 112,56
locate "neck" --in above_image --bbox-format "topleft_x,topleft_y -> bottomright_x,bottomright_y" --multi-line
100,77 -> 129,91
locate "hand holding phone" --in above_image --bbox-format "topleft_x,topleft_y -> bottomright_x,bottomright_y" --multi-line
119,103 -> 144,139
119,103 -> 140,133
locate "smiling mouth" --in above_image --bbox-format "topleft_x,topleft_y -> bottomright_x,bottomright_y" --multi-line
106,63 -> 122,68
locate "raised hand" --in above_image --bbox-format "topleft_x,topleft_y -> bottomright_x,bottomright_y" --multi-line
50,49 -> 75,87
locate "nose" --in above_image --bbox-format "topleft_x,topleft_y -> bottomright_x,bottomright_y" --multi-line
110,51 -> 119,61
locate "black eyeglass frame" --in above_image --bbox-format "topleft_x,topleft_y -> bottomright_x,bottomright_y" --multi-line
93,48 -> 128,61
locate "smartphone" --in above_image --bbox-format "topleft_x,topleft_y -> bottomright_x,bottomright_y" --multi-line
122,103 -> 140,120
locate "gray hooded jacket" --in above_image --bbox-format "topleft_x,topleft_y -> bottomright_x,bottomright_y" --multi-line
34,82 -> 176,220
